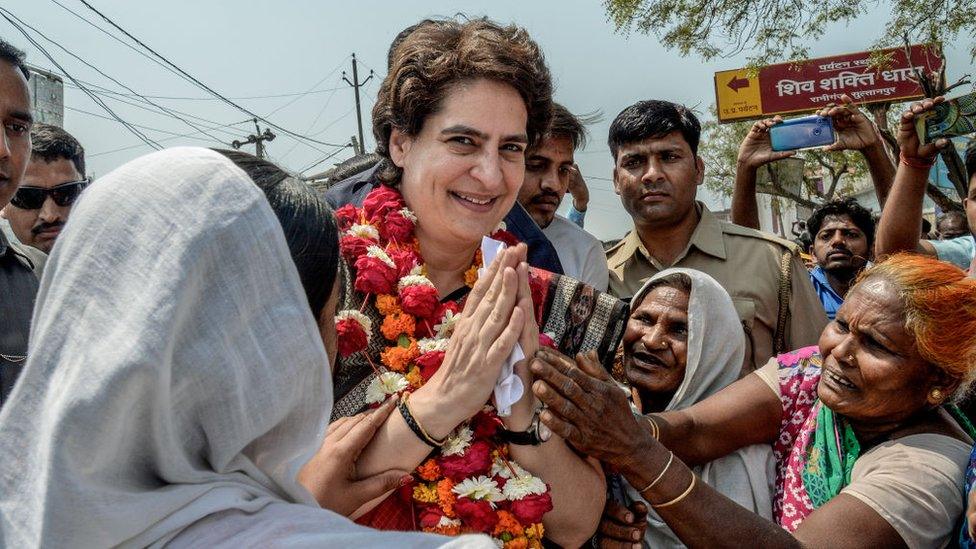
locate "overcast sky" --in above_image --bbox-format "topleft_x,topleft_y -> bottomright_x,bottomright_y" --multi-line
4,1 -> 973,240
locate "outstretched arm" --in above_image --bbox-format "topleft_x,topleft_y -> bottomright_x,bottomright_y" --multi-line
531,350 -> 906,549
818,94 -> 896,207
875,97 -> 949,259
732,117 -> 796,229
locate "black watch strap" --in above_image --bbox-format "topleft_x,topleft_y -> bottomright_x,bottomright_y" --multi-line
498,425 -> 542,446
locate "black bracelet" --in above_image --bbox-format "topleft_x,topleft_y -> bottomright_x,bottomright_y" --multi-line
398,395 -> 445,448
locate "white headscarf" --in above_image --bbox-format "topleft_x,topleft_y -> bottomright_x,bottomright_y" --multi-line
624,268 -> 774,549
0,148 -> 489,549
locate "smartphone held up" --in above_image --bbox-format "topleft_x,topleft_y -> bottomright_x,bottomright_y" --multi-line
770,115 -> 836,152
915,91 -> 976,143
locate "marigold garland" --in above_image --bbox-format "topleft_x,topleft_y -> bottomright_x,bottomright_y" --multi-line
334,185 -> 553,542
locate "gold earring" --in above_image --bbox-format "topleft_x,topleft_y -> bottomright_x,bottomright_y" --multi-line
846,354 -> 856,363
930,388 -> 944,402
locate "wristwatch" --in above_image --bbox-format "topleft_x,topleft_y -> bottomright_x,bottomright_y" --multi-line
498,407 -> 552,446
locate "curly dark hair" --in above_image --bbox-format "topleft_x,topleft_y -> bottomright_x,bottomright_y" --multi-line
371,17 -> 553,184
806,197 -> 875,248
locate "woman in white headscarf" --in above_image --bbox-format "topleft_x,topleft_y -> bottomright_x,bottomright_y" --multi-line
609,268 -> 774,548
0,147 -> 489,548
534,268 -> 773,548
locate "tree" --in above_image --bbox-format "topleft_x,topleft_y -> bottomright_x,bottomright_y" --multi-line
603,0 -> 976,67
605,0 -> 973,212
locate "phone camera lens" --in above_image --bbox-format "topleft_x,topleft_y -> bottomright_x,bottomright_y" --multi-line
813,128 -> 822,136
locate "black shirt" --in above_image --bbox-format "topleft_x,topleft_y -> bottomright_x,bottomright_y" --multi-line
0,230 -> 41,407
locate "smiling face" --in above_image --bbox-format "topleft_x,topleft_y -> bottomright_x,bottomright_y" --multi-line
811,214 -> 869,276
817,276 -> 945,431
518,134 -> 574,228
390,78 -> 528,249
622,283 -> 690,409
1,158 -> 83,252
0,60 -> 32,212
612,131 -> 703,230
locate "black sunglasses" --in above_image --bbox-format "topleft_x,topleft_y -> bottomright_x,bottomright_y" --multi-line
10,179 -> 90,210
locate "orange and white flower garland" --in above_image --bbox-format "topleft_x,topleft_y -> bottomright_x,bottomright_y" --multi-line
333,185 -> 552,546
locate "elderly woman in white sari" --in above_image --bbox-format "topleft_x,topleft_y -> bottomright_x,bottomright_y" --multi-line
0,147 -> 490,548
612,268 -> 774,547
533,268 -> 773,547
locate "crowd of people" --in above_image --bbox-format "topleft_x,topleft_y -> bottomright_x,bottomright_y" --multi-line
1,15 -> 975,549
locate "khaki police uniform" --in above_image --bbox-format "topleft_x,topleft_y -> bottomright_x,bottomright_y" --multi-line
607,202 -> 828,374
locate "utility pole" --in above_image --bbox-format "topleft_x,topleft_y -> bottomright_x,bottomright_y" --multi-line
343,53 -> 373,156
231,118 -> 276,158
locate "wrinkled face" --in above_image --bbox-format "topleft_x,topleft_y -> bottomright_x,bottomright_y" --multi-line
0,61 -> 32,212
622,284 -> 690,408
811,214 -> 869,275
613,131 -> 703,229
817,277 -> 943,427
518,134 -> 574,228
390,78 -> 528,248
1,158 -> 83,253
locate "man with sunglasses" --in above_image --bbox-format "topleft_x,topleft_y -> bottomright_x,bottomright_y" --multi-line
0,38 -> 44,408
2,123 -> 88,254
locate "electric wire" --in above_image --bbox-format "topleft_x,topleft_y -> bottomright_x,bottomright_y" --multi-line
0,8 -> 161,150
0,7 -> 225,144
77,0 -> 351,150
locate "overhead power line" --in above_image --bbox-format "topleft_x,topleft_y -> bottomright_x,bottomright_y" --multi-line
77,0 -> 351,150
66,105 -> 218,141
0,8 -> 161,150
1,7 -> 226,144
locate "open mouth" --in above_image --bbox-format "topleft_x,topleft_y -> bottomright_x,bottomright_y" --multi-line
629,350 -> 669,371
824,368 -> 857,390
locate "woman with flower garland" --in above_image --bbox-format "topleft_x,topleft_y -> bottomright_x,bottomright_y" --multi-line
531,254 -> 976,548
319,17 -> 627,548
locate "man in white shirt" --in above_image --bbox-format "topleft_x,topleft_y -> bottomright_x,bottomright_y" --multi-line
517,103 -> 609,291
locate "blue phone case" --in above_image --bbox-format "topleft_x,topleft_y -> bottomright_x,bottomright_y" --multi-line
769,115 -> 835,151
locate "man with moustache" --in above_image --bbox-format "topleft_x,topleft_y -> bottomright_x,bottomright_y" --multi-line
804,198 -> 874,319
605,100 -> 826,373
2,124 -> 88,253
0,39 -> 45,407
517,103 -> 608,290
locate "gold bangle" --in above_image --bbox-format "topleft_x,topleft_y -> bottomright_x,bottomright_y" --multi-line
652,474 -> 697,509
644,415 -> 659,440
636,451 -> 673,493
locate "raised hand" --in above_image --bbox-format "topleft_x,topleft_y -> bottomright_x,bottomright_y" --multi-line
897,96 -> 950,163
298,397 -> 410,516
530,348 -> 651,470
736,116 -> 797,170
505,258 -> 542,429
817,94 -> 879,152
409,244 -> 527,439
567,164 -> 589,212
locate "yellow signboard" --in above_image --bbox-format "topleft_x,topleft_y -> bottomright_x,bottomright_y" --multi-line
714,69 -> 762,122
